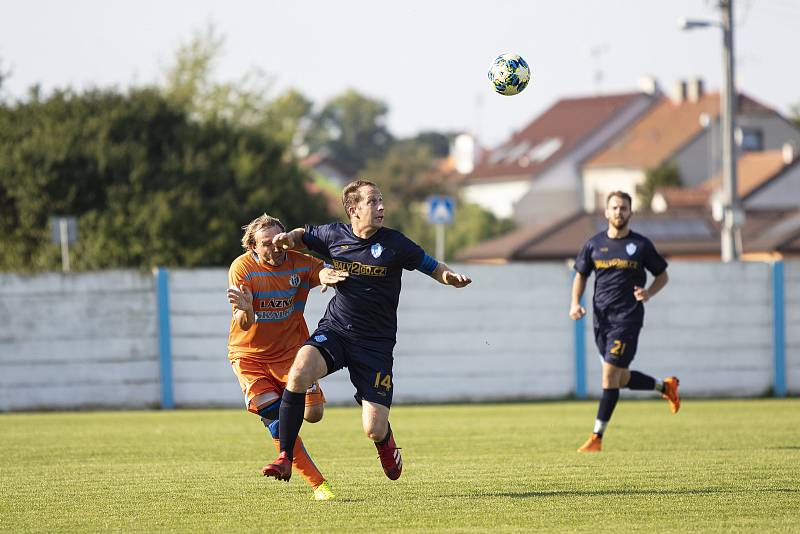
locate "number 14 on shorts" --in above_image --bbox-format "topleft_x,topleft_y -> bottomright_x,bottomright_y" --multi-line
374,371 -> 392,390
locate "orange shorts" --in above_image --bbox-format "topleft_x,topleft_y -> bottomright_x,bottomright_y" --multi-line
230,353 -> 325,414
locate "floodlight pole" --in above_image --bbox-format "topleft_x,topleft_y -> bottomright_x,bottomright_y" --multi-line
720,0 -> 742,262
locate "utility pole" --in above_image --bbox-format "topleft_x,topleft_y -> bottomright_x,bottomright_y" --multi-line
720,0 -> 742,262
679,0 -> 742,261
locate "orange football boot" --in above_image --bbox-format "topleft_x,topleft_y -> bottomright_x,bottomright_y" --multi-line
662,376 -> 681,414
577,434 -> 602,453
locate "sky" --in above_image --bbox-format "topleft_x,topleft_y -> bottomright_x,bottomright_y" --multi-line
1,0 -> 798,147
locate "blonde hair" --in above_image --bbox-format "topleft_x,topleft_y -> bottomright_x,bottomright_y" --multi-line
342,179 -> 378,215
241,214 -> 286,251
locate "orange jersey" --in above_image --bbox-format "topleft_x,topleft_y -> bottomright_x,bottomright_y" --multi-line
228,250 -> 324,362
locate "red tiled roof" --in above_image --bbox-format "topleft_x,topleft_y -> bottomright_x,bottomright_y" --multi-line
467,92 -> 649,183
654,187 -> 711,209
698,150 -> 791,198
585,92 -> 775,170
655,149 -> 796,211
456,207 -> 800,262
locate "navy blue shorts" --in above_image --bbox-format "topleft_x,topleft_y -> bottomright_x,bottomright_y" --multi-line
594,323 -> 641,369
304,328 -> 395,407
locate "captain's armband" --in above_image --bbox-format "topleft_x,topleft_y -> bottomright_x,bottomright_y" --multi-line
418,254 -> 438,276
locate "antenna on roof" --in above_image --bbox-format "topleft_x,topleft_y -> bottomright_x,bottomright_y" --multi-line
590,43 -> 610,94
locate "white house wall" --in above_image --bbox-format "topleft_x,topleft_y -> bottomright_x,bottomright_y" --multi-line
512,94 -> 657,226
582,167 -> 646,211
461,180 -> 532,219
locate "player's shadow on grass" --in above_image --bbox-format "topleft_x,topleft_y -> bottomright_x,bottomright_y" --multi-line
464,488 -> 799,499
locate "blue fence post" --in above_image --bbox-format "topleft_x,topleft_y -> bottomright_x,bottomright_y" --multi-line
155,267 -> 175,409
574,296 -> 587,399
772,261 -> 786,398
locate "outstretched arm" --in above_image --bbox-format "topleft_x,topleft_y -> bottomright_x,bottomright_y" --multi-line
429,261 -> 472,288
273,227 -> 306,250
569,272 -> 587,320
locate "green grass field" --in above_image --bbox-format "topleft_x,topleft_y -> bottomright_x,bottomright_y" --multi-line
2,399 -> 799,533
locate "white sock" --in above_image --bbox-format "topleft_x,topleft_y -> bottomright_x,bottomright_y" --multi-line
593,419 -> 608,436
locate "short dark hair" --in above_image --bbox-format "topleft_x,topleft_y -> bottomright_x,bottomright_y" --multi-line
606,191 -> 632,207
342,179 -> 379,214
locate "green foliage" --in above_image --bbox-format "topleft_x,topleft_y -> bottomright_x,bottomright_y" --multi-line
2,400 -> 799,532
0,88 -> 327,271
638,161 -> 682,211
161,24 -> 315,152
363,140 -> 514,261
307,89 -> 394,172
412,130 -> 455,158
162,24 -> 274,127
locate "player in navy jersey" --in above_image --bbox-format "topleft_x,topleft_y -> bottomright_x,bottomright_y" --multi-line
569,191 -> 680,453
261,179 -> 472,482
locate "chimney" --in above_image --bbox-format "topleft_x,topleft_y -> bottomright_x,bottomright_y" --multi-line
782,142 -> 795,164
638,75 -> 660,95
687,78 -> 704,102
671,80 -> 687,104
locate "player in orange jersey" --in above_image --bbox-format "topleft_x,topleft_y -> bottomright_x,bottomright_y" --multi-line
227,213 -> 347,500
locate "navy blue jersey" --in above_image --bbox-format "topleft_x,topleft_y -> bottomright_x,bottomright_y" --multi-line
574,230 -> 667,326
302,223 -> 430,349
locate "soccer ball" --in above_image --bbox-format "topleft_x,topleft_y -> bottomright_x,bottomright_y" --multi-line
488,53 -> 531,96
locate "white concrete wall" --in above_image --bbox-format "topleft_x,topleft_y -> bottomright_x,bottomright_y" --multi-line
0,261 -> 795,411
583,261 -> 775,398
0,271 -> 160,411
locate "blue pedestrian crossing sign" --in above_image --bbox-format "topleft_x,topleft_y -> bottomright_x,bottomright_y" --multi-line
427,196 -> 455,225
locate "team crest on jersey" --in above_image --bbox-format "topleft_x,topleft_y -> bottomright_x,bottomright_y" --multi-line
314,334 -> 327,343
626,243 -> 637,256
289,274 -> 300,287
371,243 -> 384,258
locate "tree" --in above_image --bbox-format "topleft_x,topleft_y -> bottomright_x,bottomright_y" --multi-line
161,24 -> 314,151
308,89 -> 394,172
0,88 -> 328,271
411,131 -> 455,159
638,161 -> 682,211
362,138 -> 514,260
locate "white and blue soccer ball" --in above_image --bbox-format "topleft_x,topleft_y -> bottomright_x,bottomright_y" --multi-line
488,53 -> 531,96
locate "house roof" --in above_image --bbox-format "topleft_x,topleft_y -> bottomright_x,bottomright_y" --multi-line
456,207 -> 800,262
584,92 -> 775,170
698,149 -> 794,198
466,92 -> 650,184
654,149 -> 797,210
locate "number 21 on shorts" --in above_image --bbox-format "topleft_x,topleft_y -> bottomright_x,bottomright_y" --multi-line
610,339 -> 627,356
374,371 -> 393,390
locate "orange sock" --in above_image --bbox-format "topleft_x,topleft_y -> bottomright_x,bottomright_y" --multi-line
271,437 -> 324,488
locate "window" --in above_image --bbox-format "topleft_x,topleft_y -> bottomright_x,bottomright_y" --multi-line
738,128 -> 763,151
